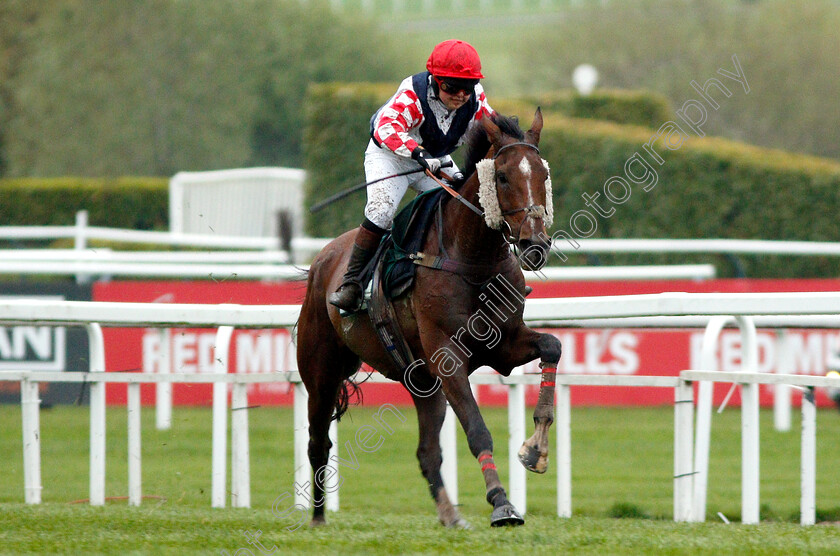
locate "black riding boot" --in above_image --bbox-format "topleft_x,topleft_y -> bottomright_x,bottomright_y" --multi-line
329,221 -> 386,312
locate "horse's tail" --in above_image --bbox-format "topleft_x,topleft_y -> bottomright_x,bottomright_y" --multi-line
332,372 -> 369,422
290,265 -> 311,341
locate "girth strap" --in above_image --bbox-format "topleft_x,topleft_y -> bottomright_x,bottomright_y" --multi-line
410,251 -> 499,276
369,242 -> 416,374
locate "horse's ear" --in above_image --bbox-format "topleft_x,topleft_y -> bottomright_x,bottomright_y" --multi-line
482,114 -> 503,146
525,107 -> 543,146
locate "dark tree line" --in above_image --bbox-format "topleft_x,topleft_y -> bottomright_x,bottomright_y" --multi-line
0,0 -> 406,176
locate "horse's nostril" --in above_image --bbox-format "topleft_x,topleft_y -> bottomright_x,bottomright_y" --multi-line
517,241 -> 547,271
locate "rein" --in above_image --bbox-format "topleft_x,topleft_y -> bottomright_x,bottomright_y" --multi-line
424,170 -> 484,217
423,141 -> 543,220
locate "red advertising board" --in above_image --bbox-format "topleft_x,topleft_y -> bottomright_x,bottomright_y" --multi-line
93,279 -> 840,408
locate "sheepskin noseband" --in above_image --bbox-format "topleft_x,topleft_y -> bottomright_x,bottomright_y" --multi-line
476,157 -> 554,230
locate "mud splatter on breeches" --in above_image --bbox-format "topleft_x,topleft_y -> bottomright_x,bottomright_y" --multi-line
363,143 -> 457,230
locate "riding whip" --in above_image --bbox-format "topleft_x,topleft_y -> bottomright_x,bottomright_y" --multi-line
309,161 -> 453,213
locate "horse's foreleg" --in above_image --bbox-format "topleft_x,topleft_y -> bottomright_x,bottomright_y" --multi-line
437,371 -> 524,527
411,390 -> 469,528
519,332 -> 562,473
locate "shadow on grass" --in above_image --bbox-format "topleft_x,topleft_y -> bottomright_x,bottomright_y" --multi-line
608,502 -> 651,520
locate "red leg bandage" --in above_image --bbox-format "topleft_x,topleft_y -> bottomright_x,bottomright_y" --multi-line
540,366 -> 557,388
478,453 -> 497,473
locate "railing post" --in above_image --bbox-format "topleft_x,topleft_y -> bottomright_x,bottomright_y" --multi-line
736,317 -> 761,525
87,322 -> 107,506
441,403 -> 458,506
508,373 -> 526,514
774,331 -> 792,432
694,315 -> 757,522
231,378 -> 250,508
800,387 -> 816,526
21,375 -> 42,504
212,325 -> 234,508
127,381 -> 142,506
693,315 -> 730,521
741,380 -> 760,524
556,383 -> 572,518
156,328 -> 172,431
326,420 -> 339,512
293,379 -> 310,508
74,210 -> 90,284
674,377 -> 694,522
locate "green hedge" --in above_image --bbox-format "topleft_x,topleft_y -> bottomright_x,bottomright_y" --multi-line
538,115 -> 840,277
0,177 -> 168,229
524,89 -> 674,129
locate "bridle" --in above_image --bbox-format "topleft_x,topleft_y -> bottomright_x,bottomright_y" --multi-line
488,142 -> 549,244
426,141 -> 549,245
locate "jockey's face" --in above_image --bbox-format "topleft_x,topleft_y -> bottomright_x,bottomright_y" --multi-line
439,87 -> 470,111
434,76 -> 475,111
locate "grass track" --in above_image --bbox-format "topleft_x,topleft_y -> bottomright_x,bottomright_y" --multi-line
2,404 -> 840,554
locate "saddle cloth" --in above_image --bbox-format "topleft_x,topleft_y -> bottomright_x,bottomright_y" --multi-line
380,187 -> 446,299
338,187 -> 445,318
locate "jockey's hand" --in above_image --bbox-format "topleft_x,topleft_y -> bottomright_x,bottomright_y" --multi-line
412,148 -> 442,175
451,171 -> 465,183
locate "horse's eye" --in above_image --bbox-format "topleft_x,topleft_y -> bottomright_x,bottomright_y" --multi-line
497,172 -> 508,187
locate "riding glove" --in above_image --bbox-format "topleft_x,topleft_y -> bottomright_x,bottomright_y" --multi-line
412,148 -> 442,175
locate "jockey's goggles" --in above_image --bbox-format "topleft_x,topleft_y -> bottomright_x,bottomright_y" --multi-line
434,76 -> 479,95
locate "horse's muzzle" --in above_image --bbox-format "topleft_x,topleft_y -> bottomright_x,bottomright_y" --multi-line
516,238 -> 548,271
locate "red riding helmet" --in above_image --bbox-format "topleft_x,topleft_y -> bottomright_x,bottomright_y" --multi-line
426,40 -> 484,80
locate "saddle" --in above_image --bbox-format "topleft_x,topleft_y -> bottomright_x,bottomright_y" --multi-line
350,188 -> 446,374
381,187 -> 447,299
354,185 -> 513,375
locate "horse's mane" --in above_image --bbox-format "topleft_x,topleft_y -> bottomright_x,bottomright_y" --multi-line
460,113 -> 525,180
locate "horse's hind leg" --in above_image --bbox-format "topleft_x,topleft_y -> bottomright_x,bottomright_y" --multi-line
411,389 -> 469,528
297,306 -> 360,526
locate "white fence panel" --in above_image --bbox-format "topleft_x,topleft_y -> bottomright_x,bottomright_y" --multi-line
169,167 -> 306,239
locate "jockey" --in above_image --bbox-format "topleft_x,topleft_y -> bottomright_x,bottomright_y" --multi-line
329,39 -> 495,312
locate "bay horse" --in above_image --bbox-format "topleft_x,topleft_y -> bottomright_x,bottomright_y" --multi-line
297,109 -> 562,528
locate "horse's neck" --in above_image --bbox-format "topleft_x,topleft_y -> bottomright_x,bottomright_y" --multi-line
439,174 -> 507,264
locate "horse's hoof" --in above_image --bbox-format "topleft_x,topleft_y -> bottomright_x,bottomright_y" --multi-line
518,444 -> 548,474
490,503 -> 525,527
309,517 -> 327,528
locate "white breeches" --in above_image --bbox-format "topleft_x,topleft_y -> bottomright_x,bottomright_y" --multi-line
363,140 -> 459,230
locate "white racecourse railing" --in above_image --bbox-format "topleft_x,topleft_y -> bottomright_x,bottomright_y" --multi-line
680,371 -> 840,526
4,292 -> 840,523
11,213 -> 840,260
0,300 -> 299,509
2,212 -> 722,281
0,251 -> 716,282
9,211 -> 840,275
